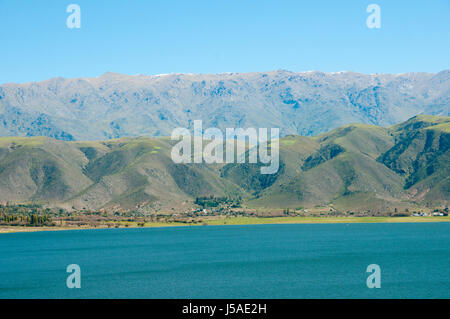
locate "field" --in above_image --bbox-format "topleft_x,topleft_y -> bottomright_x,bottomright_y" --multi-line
1,215 -> 449,234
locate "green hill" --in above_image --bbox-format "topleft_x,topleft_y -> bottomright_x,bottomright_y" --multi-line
0,116 -> 448,212
378,115 -> 450,203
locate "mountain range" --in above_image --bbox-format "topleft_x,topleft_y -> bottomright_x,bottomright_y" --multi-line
0,115 -> 448,212
0,70 -> 448,140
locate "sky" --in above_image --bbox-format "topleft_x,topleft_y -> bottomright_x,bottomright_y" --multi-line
0,0 -> 449,84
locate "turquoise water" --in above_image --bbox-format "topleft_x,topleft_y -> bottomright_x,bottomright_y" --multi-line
0,223 -> 449,298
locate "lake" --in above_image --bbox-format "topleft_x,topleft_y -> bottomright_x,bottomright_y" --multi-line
0,223 -> 449,298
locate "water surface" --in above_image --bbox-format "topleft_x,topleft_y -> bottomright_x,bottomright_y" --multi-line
0,223 -> 449,298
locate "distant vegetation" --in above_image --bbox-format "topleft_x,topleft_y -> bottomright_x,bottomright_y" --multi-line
194,195 -> 242,208
0,204 -> 54,227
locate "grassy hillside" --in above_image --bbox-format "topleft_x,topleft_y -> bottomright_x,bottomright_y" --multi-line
378,115 -> 450,202
0,116 -> 448,212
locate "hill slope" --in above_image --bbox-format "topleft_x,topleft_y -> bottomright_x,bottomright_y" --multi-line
0,116 -> 448,212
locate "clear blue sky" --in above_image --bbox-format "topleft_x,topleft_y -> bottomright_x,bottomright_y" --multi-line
0,0 -> 449,83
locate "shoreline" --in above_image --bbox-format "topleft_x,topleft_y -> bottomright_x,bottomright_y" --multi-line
1,216 -> 449,234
